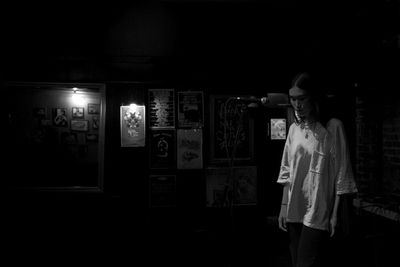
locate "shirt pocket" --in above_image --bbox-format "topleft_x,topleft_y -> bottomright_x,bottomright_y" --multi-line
310,150 -> 327,174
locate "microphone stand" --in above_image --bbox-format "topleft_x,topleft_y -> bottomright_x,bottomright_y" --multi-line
222,97 -> 247,232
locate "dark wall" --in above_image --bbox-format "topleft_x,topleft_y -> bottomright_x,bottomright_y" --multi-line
3,1 -> 397,88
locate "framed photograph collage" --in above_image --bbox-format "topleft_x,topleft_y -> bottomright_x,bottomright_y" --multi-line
31,102 -> 101,164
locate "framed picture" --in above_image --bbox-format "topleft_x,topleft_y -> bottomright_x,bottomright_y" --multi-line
120,105 -> 146,147
53,108 -> 68,127
209,95 -> 254,162
177,129 -> 203,169
148,88 -> 175,128
72,107 -> 84,118
149,175 -> 176,208
206,166 -> 257,207
92,116 -> 99,130
177,91 -> 204,128
149,129 -> 175,169
88,103 -> 100,114
71,120 -> 89,132
270,118 -> 287,140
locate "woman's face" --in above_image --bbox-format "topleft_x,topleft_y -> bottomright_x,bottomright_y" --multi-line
289,86 -> 313,121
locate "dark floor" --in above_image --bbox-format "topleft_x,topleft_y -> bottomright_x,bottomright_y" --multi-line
4,195 -> 399,267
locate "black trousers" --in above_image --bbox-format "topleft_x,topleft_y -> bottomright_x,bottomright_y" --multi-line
287,223 -> 329,267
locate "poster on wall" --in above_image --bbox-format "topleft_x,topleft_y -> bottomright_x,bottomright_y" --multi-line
149,174 -> 176,208
52,108 -> 68,127
270,118 -> 286,140
148,89 -> 175,129
149,129 -> 175,169
209,95 -> 254,162
177,91 -> 204,128
120,105 -> 146,147
206,166 -> 257,207
177,129 -> 203,169
71,120 -> 89,132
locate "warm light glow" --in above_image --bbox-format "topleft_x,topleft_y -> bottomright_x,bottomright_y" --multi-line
129,103 -> 138,112
71,92 -> 85,106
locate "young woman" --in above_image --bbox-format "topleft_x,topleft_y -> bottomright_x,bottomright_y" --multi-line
277,72 -> 358,267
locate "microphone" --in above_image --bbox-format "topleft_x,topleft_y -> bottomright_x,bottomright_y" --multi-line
235,96 -> 268,104
235,94 -> 290,108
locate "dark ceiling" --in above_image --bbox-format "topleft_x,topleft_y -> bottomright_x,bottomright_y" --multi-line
1,0 -> 399,90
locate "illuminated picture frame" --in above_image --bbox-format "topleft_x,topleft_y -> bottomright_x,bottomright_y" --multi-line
120,105 -> 146,147
72,107 -> 84,118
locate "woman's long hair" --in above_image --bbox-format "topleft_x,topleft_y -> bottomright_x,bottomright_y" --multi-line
290,72 -> 331,128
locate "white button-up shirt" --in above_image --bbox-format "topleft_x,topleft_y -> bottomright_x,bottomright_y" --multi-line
277,118 -> 358,231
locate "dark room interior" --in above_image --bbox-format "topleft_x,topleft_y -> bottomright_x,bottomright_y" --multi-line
2,1 -> 399,266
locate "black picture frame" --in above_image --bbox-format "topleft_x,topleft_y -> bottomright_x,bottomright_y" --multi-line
177,91 -> 204,128
149,174 -> 176,208
53,108 -> 68,127
88,103 -> 100,114
148,88 -> 175,129
149,129 -> 176,169
209,95 -> 254,162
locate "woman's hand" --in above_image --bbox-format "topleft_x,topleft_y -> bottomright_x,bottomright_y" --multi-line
278,205 -> 288,232
330,216 -> 337,237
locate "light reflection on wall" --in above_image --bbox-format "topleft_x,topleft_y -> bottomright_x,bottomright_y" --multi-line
70,88 -> 86,107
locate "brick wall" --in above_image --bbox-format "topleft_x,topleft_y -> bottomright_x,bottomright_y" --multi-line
355,93 -> 382,195
356,90 -> 400,197
382,96 -> 400,196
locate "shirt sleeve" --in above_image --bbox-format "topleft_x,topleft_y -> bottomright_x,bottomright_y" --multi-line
329,119 -> 358,195
277,123 -> 293,185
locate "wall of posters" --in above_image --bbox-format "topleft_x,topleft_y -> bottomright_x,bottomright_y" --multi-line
149,129 -> 176,169
148,89 -> 175,128
177,129 -> 203,169
149,175 -> 176,207
177,91 -> 204,128
120,105 -> 146,147
206,166 -> 257,207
